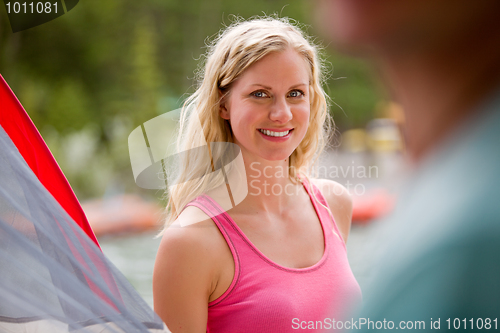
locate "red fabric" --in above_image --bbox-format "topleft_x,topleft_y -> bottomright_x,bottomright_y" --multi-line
0,74 -> 100,247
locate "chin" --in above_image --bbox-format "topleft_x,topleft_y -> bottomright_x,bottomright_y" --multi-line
259,150 -> 294,162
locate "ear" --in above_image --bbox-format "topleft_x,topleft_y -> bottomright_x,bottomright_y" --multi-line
219,89 -> 230,120
219,104 -> 230,120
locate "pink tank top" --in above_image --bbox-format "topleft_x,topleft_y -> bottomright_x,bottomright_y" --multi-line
186,178 -> 361,333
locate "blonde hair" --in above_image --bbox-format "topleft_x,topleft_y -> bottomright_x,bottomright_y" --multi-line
163,16 -> 333,228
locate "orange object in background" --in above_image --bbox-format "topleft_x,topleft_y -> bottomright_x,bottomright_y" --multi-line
351,189 -> 396,224
82,195 -> 164,237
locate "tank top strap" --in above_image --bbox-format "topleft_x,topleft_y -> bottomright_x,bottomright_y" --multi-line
300,177 -> 346,247
184,194 -> 244,249
184,194 -> 242,279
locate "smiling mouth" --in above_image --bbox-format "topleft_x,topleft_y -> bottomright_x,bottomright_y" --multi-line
258,129 -> 292,137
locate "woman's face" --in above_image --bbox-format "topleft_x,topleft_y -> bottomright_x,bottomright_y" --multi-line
220,49 -> 311,163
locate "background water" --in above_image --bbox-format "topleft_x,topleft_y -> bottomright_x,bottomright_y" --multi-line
100,232 -> 162,308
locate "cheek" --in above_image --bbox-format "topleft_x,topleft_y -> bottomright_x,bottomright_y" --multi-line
230,104 -> 254,125
227,103 -> 257,139
295,104 -> 311,136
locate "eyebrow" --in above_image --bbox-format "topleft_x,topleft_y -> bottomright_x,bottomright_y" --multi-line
250,83 -> 308,90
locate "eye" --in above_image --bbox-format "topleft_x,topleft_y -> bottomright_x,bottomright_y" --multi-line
251,90 -> 269,98
288,90 -> 304,98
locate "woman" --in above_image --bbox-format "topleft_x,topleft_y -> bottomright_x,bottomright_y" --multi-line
153,17 -> 361,333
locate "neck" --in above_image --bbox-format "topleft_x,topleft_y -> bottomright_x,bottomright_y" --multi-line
375,19 -> 500,163
238,155 -> 302,215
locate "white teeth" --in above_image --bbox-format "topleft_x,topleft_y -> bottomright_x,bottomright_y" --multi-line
259,129 -> 290,137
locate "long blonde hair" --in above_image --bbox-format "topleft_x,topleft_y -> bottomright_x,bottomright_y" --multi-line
163,16 -> 333,228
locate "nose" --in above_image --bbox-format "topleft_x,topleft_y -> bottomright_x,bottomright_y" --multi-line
269,97 -> 292,123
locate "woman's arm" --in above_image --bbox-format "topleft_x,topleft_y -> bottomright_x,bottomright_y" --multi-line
153,212 -> 219,333
312,179 -> 353,243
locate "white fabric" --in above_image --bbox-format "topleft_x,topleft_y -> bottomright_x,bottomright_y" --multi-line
0,127 -> 170,333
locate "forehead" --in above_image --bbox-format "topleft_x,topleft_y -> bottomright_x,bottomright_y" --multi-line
234,49 -> 311,89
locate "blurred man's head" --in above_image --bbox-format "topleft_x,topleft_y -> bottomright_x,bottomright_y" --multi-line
317,0 -> 500,55
316,0 -> 500,161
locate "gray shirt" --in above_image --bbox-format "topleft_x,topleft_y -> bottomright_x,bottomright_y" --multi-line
356,89 -> 500,331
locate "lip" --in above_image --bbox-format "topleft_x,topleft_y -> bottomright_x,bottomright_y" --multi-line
258,128 -> 294,132
257,128 -> 294,142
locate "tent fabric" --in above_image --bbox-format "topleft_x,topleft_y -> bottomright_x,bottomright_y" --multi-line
0,74 -> 98,246
0,121 -> 169,332
0,76 -> 169,332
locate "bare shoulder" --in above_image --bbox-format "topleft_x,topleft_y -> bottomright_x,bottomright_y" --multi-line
156,206 -> 223,273
310,178 -> 353,243
310,178 -> 352,213
153,206 -> 225,331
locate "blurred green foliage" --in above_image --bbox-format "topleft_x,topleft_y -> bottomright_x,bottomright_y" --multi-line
0,0 -> 383,199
